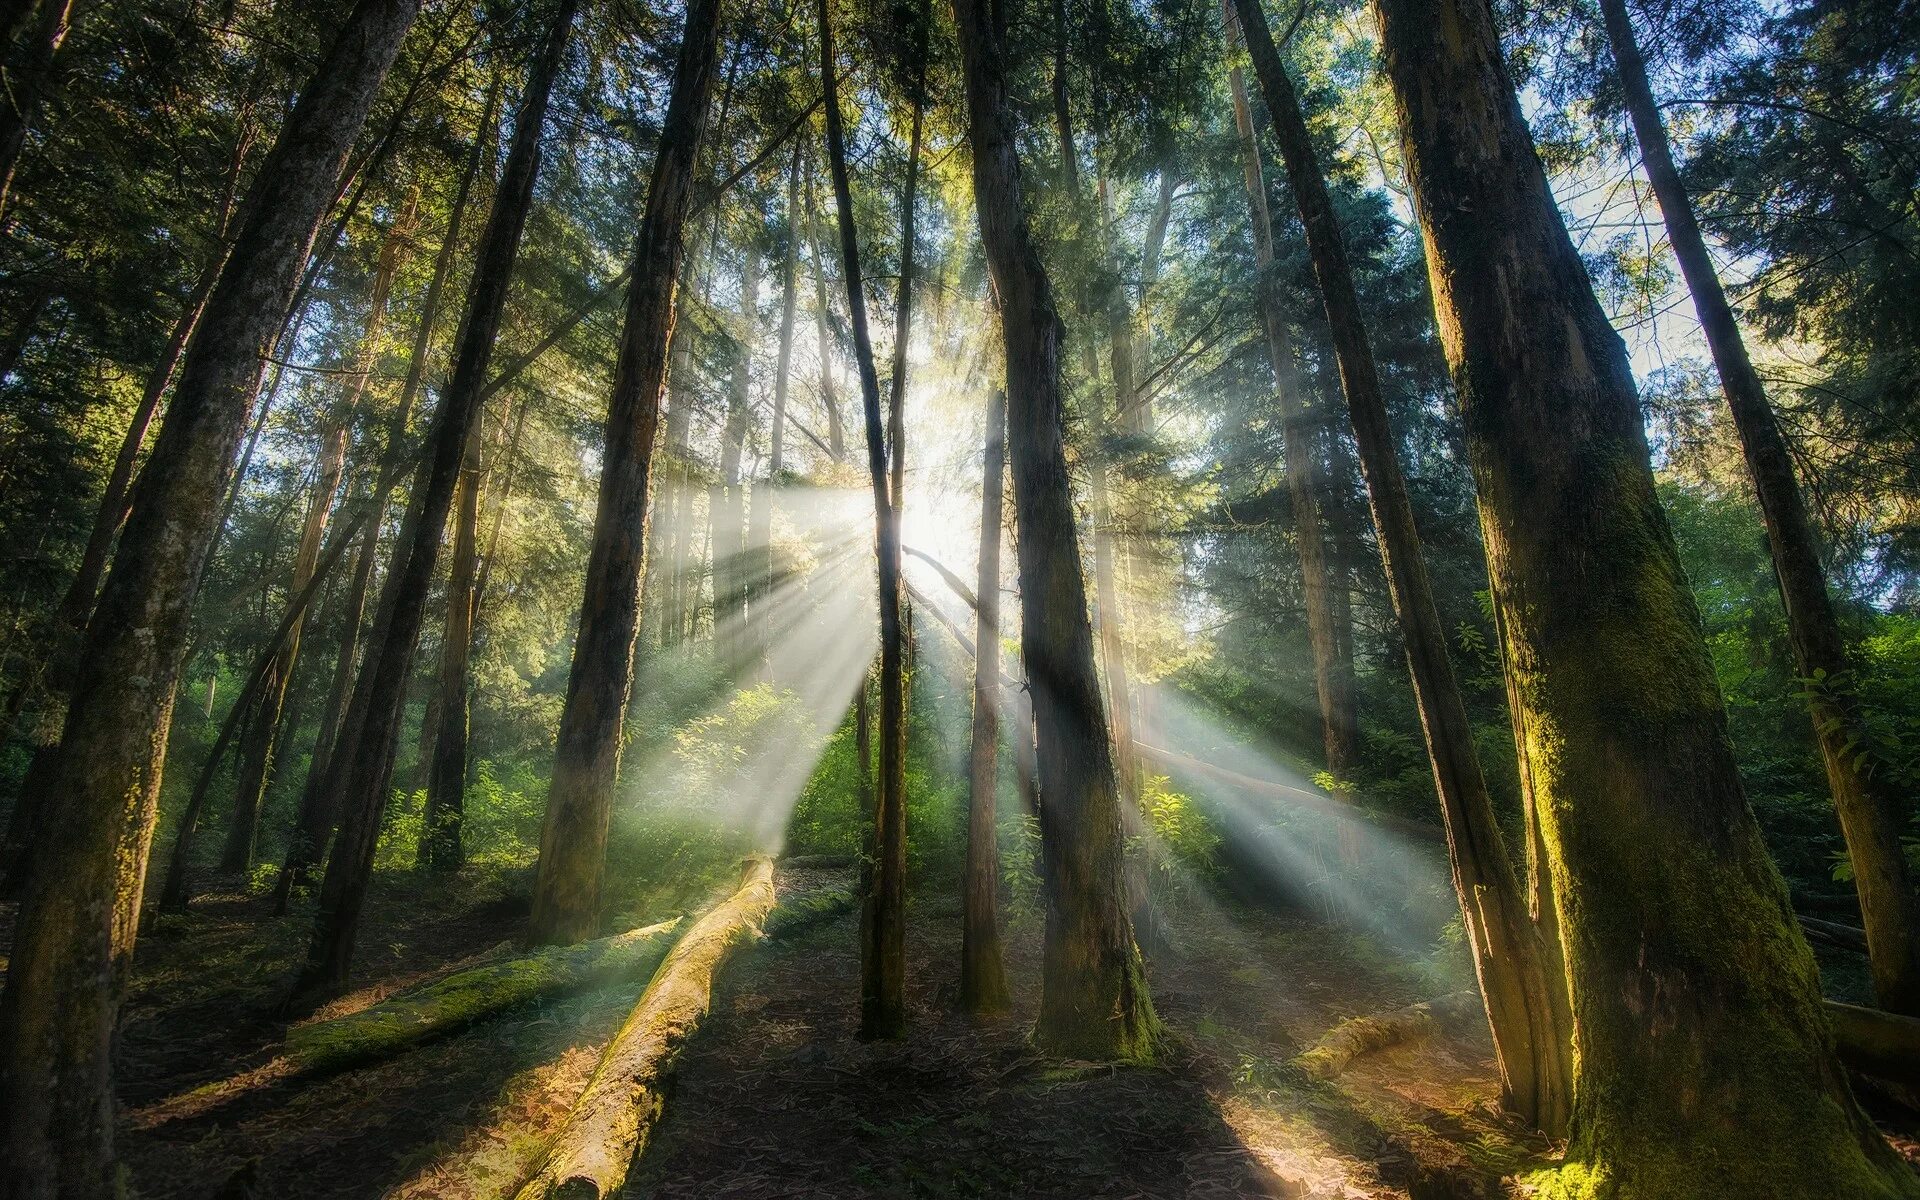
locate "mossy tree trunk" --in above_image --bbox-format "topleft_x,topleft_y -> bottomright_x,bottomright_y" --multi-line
0,0 -> 422,1187
952,0 -> 1161,1061
1598,0 -> 1920,1016
1373,0 -> 1919,1193
818,0 -> 908,1039
528,0 -> 723,946
292,0 -> 575,1000
963,388 -> 1013,1017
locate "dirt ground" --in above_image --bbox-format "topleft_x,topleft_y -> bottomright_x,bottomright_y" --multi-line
96,861 -> 1552,1199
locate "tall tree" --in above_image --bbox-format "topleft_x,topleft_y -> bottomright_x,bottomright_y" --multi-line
951,0 -> 1161,1060
1597,0 -> 1920,1016
292,0 -> 577,999
962,387 -> 1012,1017
1232,0 -> 1572,1134
818,0 -> 908,1039
1373,0 -> 1918,1192
0,0 -> 422,1187
0,0 -> 74,219
420,397 -> 485,870
527,0 -> 725,946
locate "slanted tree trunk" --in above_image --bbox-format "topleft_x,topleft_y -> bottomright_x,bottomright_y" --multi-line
0,0 -> 74,218
963,388 -> 1012,1017
0,0 -> 422,1187
420,410 -> 483,870
1233,0 -> 1572,1135
1373,0 -> 1917,1192
1221,0 -> 1358,779
291,0 -> 575,1002
819,0 -> 908,1040
527,0 -> 723,947
275,79 -> 496,910
951,0 -> 1161,1061
1598,0 -> 1920,1017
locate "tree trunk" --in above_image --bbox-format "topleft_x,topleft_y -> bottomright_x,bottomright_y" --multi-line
951,0 -> 1161,1061
420,414 -> 482,870
808,154 -> 847,463
718,243 -> 758,665
1222,0 -> 1358,779
0,0 -> 421,1188
291,0 -> 573,1002
819,0 -> 908,1040
1372,0 -> 1916,1193
527,0 -> 722,947
1598,0 -> 1920,1017
963,388 -> 1012,1017
1233,0 -> 1573,1135
0,0 -> 74,219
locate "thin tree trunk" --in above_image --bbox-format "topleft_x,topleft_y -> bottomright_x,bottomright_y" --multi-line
808,154 -> 847,463
951,0 -> 1161,1061
0,0 -> 75,219
1222,0 -> 1358,778
527,0 -> 722,946
1233,0 -> 1572,1134
1599,0 -> 1920,1016
819,0 -> 908,1039
963,388 -> 1012,1017
292,1 -> 574,1001
718,244 -> 758,665
742,146 -> 802,670
0,0 -> 421,1187
1372,0 -> 1915,1191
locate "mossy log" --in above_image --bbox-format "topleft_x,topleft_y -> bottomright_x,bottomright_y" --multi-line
763,885 -> 855,940
1827,1000 -> 1920,1084
1294,991 -> 1478,1080
284,918 -> 681,1075
513,856 -> 775,1200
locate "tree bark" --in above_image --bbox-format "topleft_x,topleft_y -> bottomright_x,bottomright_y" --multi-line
715,243 -> 757,664
0,0 -> 421,1188
420,408 -> 483,870
818,0 -> 908,1040
963,389 -> 1012,1017
808,154 -> 847,463
528,0 -> 722,946
951,0 -> 1161,1061
292,0 -> 573,1002
1372,0 -> 1916,1192
1234,0 -> 1573,1135
1598,0 -> 1920,1017
1221,0 -> 1358,779
0,0 -> 74,219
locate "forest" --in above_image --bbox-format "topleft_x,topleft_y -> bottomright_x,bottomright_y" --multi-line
1,0 -> 1918,1195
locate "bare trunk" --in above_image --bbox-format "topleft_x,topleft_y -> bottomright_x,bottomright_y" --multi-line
0,0 -> 74,219
527,0 -> 722,946
0,0 -> 421,1186
293,1 -> 573,1000
1374,0 -> 1914,1191
808,155 -> 847,463
963,389 -> 1012,1017
1599,0 -> 1920,1016
420,415 -> 482,870
819,0 -> 908,1039
951,0 -> 1160,1060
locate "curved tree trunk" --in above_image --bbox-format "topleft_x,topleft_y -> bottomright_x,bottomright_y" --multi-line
963,388 -> 1012,1017
1372,0 -> 1916,1193
528,0 -> 723,947
1598,0 -> 1920,1017
818,0 -> 908,1039
0,0 -> 422,1187
292,1 -> 575,1002
951,0 -> 1160,1061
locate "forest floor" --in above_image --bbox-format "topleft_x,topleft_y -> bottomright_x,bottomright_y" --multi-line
28,856 -> 1906,1197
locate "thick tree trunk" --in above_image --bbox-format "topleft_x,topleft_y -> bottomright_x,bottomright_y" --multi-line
527,0 -> 722,947
292,2 -> 573,1002
963,389 -> 1012,1017
0,0 -> 74,219
819,0 -> 908,1040
1599,0 -> 1920,1017
1373,0 -> 1917,1193
1222,0 -> 1358,779
420,416 -> 482,870
0,0 -> 421,1189
1233,0 -> 1573,1135
951,0 -> 1161,1061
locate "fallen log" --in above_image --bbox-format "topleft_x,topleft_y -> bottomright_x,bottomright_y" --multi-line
1800,915 -> 1870,954
514,856 -> 776,1200
1826,999 -> 1920,1085
284,918 -> 682,1074
1294,991 -> 1479,1080
764,886 -> 856,940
